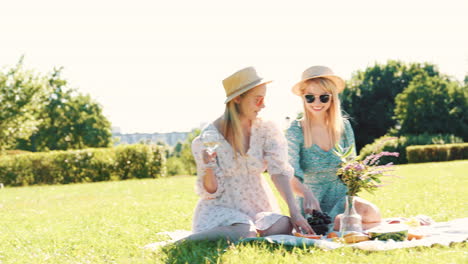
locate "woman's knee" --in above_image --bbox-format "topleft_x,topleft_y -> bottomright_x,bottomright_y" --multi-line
232,223 -> 257,238
354,197 -> 381,222
277,216 -> 293,232
242,229 -> 258,238
258,216 -> 292,237
333,214 -> 342,231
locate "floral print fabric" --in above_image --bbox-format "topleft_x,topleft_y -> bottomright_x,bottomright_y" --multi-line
191,119 -> 294,233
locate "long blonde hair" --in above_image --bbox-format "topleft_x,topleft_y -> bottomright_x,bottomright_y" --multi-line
221,99 -> 246,156
300,78 -> 345,148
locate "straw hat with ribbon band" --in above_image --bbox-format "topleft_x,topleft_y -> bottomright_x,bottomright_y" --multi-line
291,66 -> 345,96
223,67 -> 272,104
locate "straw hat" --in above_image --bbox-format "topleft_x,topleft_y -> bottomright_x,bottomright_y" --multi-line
291,66 -> 345,96
223,67 -> 272,103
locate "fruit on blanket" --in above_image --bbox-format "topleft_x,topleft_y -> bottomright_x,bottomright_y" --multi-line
307,210 -> 332,225
343,231 -> 362,237
332,237 -> 345,243
293,232 -> 322,239
344,234 -> 370,244
369,231 -> 407,241
403,217 -> 421,227
407,230 -> 425,240
368,224 -> 409,241
310,224 -> 330,236
307,210 -> 332,235
327,232 -> 339,238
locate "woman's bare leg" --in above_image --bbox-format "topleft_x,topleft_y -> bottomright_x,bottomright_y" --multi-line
184,223 -> 257,242
257,216 -> 293,237
333,197 -> 382,231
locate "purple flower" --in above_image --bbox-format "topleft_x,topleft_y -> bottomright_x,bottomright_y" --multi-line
353,163 -> 365,171
337,149 -> 400,196
364,151 -> 399,165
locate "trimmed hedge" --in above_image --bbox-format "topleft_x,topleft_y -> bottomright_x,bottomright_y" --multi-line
3,150 -> 32,155
0,144 -> 166,186
359,133 -> 464,164
406,143 -> 468,163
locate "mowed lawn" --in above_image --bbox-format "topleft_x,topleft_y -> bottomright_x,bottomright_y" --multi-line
0,160 -> 466,263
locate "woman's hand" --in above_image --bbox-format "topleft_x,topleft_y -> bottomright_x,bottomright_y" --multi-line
202,150 -> 218,193
290,211 -> 315,234
270,174 -> 314,234
303,189 -> 322,215
202,150 -> 217,166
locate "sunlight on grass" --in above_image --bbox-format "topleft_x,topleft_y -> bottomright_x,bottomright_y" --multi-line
0,161 -> 466,263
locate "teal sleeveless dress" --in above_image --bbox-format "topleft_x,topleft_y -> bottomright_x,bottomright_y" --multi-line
286,119 -> 356,225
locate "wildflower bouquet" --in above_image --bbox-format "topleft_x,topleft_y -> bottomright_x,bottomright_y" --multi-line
333,144 -> 399,197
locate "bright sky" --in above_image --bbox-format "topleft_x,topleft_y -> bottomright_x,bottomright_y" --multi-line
1,0 -> 467,133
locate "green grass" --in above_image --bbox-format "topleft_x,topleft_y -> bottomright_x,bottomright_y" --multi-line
0,160 -> 467,263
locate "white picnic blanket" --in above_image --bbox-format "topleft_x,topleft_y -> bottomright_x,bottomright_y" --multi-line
144,218 -> 468,251
351,217 -> 468,251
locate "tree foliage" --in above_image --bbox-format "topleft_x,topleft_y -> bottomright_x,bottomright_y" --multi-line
394,74 -> 468,140
1,58 -> 112,151
167,129 -> 200,175
0,57 -> 49,151
340,60 -> 442,152
16,68 -> 112,151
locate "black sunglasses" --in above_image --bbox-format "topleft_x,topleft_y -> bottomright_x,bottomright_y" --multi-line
304,94 -> 332,104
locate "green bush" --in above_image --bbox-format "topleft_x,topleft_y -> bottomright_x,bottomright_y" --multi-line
0,155 -> 34,186
52,150 -> 97,183
166,156 -> 189,176
149,144 -> 166,178
406,143 -> 468,163
0,144 -> 166,186
359,133 -> 464,164
88,149 -> 115,182
31,153 -> 62,185
449,144 -> 467,160
115,145 -> 151,180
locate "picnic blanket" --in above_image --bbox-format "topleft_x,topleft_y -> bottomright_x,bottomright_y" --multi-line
144,217 -> 468,251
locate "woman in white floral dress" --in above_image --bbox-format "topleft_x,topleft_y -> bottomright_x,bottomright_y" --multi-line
186,67 -> 313,242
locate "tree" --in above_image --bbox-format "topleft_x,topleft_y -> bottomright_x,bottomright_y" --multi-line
179,129 -> 200,175
173,142 -> 183,157
0,57 -> 49,151
394,74 -> 468,140
340,60 -> 442,152
16,68 -> 112,151
165,129 -> 200,176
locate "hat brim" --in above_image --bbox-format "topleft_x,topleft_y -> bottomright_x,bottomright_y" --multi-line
292,75 -> 345,96
224,79 -> 272,104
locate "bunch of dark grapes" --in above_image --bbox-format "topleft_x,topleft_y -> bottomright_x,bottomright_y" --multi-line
307,210 -> 332,235
307,210 -> 332,225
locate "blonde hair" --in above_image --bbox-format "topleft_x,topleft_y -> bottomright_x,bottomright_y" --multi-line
300,78 -> 345,148
221,99 -> 246,157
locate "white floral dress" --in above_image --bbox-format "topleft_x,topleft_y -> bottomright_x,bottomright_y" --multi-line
191,119 -> 294,233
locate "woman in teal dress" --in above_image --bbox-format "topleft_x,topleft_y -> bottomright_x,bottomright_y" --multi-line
286,66 -> 382,231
